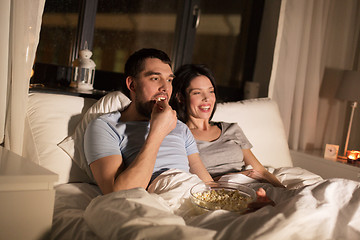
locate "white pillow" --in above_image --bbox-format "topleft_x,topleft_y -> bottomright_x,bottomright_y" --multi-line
24,93 -> 97,185
58,91 -> 131,182
212,98 -> 293,168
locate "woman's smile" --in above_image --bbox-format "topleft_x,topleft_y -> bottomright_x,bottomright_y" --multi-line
198,104 -> 211,112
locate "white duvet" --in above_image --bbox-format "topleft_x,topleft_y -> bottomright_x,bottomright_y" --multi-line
51,167 -> 360,240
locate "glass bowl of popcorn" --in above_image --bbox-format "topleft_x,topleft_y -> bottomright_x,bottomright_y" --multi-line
190,181 -> 256,213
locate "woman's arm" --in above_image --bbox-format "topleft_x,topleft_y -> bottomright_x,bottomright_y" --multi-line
242,149 -> 285,188
188,153 -> 214,182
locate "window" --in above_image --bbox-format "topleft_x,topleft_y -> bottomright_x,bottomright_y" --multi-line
93,0 -> 178,73
33,0 -> 266,101
35,0 -> 79,67
192,0 -> 264,101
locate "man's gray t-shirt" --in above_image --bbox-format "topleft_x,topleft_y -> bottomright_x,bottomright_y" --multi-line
84,111 -> 198,176
196,122 -> 252,178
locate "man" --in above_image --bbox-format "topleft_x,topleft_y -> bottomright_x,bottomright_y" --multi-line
84,48 -> 213,194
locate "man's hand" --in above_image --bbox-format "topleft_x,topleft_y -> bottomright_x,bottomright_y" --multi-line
149,99 -> 177,139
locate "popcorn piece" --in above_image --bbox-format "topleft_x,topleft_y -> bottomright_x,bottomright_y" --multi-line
157,96 -> 166,101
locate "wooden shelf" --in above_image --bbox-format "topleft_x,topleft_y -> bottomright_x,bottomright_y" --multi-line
29,85 -> 108,99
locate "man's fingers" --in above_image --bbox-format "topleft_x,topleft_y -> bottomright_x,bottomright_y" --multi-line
152,100 -> 165,112
155,99 -> 170,109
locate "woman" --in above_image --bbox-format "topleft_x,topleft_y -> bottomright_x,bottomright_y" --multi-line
170,64 -> 284,188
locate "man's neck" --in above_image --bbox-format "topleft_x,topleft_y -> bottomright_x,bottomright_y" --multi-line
120,103 -> 149,122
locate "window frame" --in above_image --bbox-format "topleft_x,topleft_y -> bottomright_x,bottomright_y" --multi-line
71,0 -> 98,64
172,0 -> 200,70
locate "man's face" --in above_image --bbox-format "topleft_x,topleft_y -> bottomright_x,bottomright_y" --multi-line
133,58 -> 174,119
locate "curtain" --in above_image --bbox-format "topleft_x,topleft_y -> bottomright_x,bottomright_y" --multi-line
0,0 -> 11,146
269,0 -> 360,152
0,0 -> 45,155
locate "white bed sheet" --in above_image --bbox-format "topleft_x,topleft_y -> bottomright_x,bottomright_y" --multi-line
51,167 -> 360,240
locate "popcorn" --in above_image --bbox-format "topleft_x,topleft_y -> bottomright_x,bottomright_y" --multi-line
157,96 -> 166,101
193,188 -> 252,211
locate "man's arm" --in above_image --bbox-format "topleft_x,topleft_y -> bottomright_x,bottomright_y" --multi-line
188,153 -> 213,182
89,100 -> 177,194
90,132 -> 165,194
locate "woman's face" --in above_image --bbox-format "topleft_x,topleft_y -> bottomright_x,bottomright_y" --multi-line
186,75 -> 216,121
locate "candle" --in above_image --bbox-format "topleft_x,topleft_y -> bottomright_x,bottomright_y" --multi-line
347,150 -> 360,160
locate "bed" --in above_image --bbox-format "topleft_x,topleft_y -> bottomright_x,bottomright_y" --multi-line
23,91 -> 360,240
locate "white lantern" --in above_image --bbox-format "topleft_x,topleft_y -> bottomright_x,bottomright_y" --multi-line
70,46 -> 96,90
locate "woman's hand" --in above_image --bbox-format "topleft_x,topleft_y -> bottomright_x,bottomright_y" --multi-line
247,188 -> 275,212
242,149 -> 285,188
241,169 -> 285,188
242,169 -> 266,180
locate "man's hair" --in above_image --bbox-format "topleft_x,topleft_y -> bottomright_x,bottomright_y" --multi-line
122,48 -> 172,97
125,48 -> 171,77
169,64 -> 217,123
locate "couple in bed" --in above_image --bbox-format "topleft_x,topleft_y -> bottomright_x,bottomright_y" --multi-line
84,48 -> 283,209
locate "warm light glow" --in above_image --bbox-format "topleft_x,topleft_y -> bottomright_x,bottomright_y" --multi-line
346,150 -> 360,160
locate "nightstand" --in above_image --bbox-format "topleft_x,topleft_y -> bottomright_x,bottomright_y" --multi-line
0,147 -> 58,240
290,149 -> 360,181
